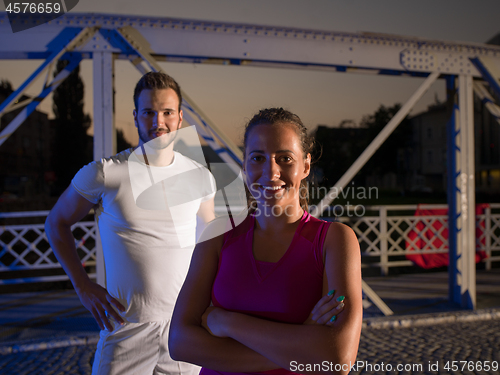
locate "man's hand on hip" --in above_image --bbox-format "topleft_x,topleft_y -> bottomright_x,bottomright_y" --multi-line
76,280 -> 126,331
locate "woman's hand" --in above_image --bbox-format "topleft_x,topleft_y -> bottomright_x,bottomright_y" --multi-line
202,306 -> 231,337
303,290 -> 345,326
202,291 -> 346,338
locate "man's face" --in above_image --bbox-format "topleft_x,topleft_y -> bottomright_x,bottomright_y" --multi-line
133,88 -> 183,148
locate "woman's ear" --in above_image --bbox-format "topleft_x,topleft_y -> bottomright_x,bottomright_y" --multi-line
303,153 -> 311,178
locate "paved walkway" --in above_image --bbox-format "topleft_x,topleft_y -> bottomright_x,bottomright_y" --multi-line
1,269 -> 499,374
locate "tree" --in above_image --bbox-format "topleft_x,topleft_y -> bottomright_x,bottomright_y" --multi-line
116,128 -> 133,152
0,80 -> 13,102
314,104 -> 411,189
314,125 -> 367,187
52,60 -> 92,194
360,104 -> 410,177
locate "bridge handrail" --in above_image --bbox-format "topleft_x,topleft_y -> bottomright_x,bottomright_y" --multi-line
1,204 -> 499,283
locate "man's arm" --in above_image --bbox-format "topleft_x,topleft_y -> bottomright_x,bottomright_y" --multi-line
196,196 -> 215,240
45,185 -> 125,330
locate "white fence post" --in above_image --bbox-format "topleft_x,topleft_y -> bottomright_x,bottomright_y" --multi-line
93,50 -> 115,287
2,205 -> 498,284
485,206 -> 492,271
380,207 -> 389,276
0,211 -> 97,284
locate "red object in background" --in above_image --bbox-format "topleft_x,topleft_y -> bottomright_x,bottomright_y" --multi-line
44,171 -> 56,182
405,204 -> 489,269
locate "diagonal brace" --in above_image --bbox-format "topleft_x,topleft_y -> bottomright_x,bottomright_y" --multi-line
0,53 -> 83,146
470,57 -> 500,103
473,81 -> 500,125
0,27 -> 98,118
310,72 -> 440,218
114,27 -> 244,166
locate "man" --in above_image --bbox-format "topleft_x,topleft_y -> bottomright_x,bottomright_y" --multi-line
45,72 -> 215,374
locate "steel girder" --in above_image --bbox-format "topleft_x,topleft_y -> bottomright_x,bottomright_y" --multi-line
2,12 -> 500,312
470,57 -> 500,101
309,72 -> 440,218
473,82 -> 500,125
446,75 -> 477,309
0,26 -> 97,146
2,13 -> 500,77
93,51 -> 115,160
0,52 -> 83,146
114,27 -> 243,172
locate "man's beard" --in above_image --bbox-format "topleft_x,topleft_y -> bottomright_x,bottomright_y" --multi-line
138,121 -> 181,150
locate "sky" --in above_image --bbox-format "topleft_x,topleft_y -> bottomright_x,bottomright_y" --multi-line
1,0 -> 500,146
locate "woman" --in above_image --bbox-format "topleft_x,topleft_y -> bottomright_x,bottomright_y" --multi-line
169,108 -> 362,375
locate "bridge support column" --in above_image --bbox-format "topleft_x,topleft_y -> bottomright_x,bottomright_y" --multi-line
446,74 -> 476,309
93,51 -> 115,286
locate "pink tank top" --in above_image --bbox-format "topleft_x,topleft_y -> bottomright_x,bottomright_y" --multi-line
201,212 -> 331,375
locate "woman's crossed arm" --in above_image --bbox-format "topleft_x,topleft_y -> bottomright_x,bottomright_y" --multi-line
169,222 -> 362,375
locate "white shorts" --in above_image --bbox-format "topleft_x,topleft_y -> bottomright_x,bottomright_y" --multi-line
92,319 -> 200,375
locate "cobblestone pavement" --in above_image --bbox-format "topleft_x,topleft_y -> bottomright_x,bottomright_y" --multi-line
0,344 -> 96,375
353,319 -> 500,375
1,319 -> 499,375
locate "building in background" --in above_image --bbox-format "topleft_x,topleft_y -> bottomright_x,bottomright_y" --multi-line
408,96 -> 500,195
314,93 -> 500,197
405,102 -> 449,193
313,104 -> 412,194
0,88 -> 55,207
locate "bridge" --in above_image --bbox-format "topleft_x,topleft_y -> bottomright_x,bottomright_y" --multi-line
1,12 -> 500,312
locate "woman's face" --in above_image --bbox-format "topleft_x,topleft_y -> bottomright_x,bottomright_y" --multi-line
243,123 -> 311,212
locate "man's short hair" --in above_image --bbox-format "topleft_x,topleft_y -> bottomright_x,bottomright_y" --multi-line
133,72 -> 183,111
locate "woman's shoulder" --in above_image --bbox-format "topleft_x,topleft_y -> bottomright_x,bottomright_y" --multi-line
326,220 -> 356,234
324,221 -> 360,255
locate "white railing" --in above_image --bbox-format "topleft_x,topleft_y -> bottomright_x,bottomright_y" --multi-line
1,204 -> 499,283
332,204 -> 500,275
0,211 -> 96,284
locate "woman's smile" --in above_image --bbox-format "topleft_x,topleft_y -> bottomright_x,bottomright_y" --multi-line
244,122 -> 310,211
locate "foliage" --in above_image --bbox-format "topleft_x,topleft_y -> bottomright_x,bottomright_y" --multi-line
117,128 -> 133,152
361,104 -> 411,176
52,60 -> 92,194
314,104 -> 411,187
0,80 -> 13,99
314,125 -> 367,186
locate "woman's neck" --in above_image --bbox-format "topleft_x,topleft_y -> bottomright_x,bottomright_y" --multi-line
253,203 -> 304,232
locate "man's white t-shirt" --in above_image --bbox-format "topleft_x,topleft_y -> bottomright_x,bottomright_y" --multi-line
72,149 -> 216,323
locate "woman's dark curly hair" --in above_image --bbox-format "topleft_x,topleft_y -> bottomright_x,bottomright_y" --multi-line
243,107 -> 315,212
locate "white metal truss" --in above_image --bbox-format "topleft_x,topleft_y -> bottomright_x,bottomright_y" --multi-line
446,75 -> 477,308
93,51 -> 116,160
309,72 -> 440,217
0,26 -> 97,114
89,26 -> 246,284
114,26 -> 243,170
0,53 -> 83,146
2,13 -> 500,76
470,57 -> 500,100
80,24 -> 243,167
4,205 -> 499,285
2,12 -> 500,312
0,26 -> 98,146
473,81 -> 500,125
